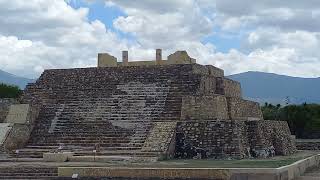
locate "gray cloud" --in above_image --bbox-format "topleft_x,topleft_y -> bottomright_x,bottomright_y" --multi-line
214,0 -> 320,32
0,0 -> 319,78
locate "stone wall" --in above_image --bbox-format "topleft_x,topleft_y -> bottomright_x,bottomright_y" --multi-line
247,120 -> 296,156
2,124 -> 33,151
5,104 -> 30,124
0,123 -> 12,145
295,139 -> 320,150
98,50 -> 198,67
57,154 -> 320,180
23,65 -> 203,104
175,120 -> 295,159
175,120 -> 249,159
5,104 -> 40,125
142,122 -> 177,158
223,78 -> 241,98
227,98 -> 263,120
180,95 -> 229,120
1,104 -> 40,151
191,64 -> 224,77
97,53 -> 117,67
199,76 -> 216,94
0,98 -> 18,123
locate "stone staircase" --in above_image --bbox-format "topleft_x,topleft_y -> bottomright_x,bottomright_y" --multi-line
11,81 -> 184,159
0,167 -> 58,179
9,100 -> 160,158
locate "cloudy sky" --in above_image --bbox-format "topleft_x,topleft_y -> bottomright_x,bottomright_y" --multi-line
0,0 -> 319,78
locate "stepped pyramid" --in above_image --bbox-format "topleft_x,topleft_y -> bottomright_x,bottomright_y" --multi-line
6,49 -> 295,160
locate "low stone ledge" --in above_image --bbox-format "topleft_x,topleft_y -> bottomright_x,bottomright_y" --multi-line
43,152 -> 74,162
59,167 -> 230,179
58,154 -> 320,180
278,154 -> 320,180
68,155 -> 132,162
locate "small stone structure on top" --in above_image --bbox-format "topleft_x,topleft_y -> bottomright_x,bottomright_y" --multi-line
97,49 -> 196,67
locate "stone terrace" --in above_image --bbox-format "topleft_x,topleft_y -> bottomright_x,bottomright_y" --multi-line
0,60 -> 294,160
18,64 -> 230,158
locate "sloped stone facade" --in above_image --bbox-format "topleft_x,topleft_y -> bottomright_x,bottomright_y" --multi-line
175,120 -> 295,159
142,122 -> 177,157
0,99 -> 18,123
11,61 -> 295,160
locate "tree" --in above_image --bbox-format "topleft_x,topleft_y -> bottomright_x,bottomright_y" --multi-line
262,103 -> 320,139
0,83 -> 22,98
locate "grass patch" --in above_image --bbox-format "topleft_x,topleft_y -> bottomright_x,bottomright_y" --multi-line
154,158 -> 302,168
149,151 -> 319,168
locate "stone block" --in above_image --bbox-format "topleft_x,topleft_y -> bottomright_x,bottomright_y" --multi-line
181,95 -> 229,120
122,51 -> 128,66
43,152 -> 74,162
5,104 -> 30,124
97,53 -> 117,67
0,123 -> 12,145
223,78 -> 242,98
142,122 -> 176,154
191,64 -> 209,75
199,76 -> 216,94
0,98 -> 18,123
206,65 -> 224,77
227,98 -> 263,120
167,51 -> 196,64
156,49 -> 162,64
2,124 -> 32,151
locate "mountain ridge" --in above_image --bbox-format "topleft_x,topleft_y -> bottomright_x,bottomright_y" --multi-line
0,70 -> 35,89
227,71 -> 320,104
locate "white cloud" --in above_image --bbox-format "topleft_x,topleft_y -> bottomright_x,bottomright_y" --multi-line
111,0 -> 213,48
0,0 -> 130,78
214,0 -> 320,32
108,0 -> 320,77
0,0 -> 319,79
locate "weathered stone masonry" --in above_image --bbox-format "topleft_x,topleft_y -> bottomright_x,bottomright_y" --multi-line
0,98 -> 18,123
3,50 -> 295,160
175,120 -> 294,159
0,103 -> 40,152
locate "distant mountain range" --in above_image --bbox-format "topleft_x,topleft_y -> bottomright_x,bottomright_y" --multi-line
0,70 -> 35,89
228,71 -> 320,105
0,69 -> 319,104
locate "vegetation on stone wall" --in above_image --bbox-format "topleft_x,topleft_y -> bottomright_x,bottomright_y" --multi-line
262,103 -> 320,139
0,83 -> 22,98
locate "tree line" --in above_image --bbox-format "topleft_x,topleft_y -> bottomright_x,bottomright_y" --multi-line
262,103 -> 320,139
0,83 -> 22,98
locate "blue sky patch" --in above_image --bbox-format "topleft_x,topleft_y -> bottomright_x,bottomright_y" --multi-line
68,0 -> 136,44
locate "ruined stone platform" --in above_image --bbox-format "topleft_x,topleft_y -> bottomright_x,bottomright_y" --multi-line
0,50 -> 295,164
